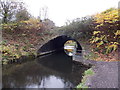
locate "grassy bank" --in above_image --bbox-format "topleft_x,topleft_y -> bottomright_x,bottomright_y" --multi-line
77,68 -> 94,88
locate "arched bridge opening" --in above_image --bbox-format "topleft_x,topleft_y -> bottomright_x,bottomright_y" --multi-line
37,35 -> 82,57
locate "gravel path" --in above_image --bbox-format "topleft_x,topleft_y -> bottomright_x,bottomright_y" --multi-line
74,55 -> 119,88
86,61 -> 118,88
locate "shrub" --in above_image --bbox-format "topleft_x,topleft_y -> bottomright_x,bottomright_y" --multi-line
90,8 -> 120,54
18,18 -> 42,30
2,22 -> 19,31
56,16 -> 94,41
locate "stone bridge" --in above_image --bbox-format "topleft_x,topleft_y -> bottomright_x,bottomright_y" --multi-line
37,35 -> 82,57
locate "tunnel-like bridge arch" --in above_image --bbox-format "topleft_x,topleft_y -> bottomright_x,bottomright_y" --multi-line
37,35 -> 82,56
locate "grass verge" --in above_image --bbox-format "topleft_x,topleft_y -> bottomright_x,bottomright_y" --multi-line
77,68 -> 94,89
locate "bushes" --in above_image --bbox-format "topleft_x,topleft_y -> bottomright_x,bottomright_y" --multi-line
18,18 -> 42,30
90,8 -> 120,54
2,18 -> 42,31
56,16 -> 94,40
2,23 -> 19,31
1,40 -> 36,64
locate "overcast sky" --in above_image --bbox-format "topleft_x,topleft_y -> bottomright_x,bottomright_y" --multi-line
23,0 -> 119,26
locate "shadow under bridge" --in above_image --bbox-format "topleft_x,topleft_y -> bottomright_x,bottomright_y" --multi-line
37,35 -> 82,57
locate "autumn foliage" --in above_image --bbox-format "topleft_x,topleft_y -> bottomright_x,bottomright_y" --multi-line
1,7 -> 120,64
91,8 -> 120,54
2,18 -> 55,64
56,8 -> 119,61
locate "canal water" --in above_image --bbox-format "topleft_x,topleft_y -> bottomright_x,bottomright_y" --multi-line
2,51 -> 90,88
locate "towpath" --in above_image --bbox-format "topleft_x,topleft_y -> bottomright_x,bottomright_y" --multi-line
74,55 -> 119,88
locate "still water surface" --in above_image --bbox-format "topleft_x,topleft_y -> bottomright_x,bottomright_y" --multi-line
2,51 -> 89,88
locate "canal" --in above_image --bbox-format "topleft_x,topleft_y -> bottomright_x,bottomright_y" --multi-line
2,51 -> 90,88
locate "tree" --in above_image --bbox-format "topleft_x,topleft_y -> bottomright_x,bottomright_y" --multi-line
39,6 -> 48,20
0,0 -> 25,23
15,8 -> 31,21
57,16 -> 94,40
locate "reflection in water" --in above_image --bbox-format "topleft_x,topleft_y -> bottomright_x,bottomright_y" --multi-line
2,51 -> 89,88
37,51 -> 72,73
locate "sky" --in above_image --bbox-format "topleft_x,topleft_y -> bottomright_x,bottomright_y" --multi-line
23,0 -> 120,26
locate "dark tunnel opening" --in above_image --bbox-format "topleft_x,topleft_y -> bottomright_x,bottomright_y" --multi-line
37,35 -> 82,56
